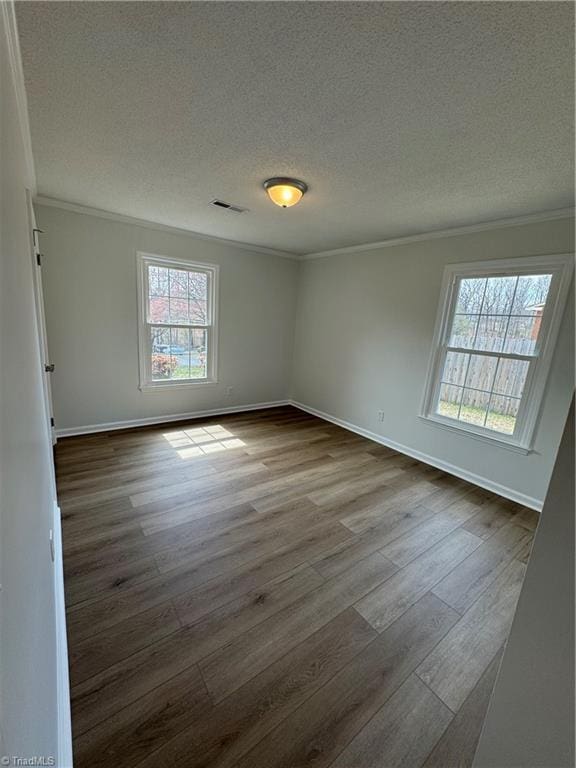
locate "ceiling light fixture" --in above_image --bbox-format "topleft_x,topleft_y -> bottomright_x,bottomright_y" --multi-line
263,177 -> 308,208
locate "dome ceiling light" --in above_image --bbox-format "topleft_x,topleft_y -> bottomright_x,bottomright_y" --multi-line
263,177 -> 308,208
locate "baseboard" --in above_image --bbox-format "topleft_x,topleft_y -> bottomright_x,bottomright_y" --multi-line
53,503 -> 73,767
54,396 -> 543,510
290,400 -> 543,511
55,400 -> 291,438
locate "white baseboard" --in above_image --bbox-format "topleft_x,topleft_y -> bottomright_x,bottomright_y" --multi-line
55,400 -> 290,438
53,503 -> 73,767
290,400 -> 543,512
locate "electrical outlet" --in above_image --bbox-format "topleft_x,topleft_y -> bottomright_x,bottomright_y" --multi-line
225,386 -> 234,398
377,410 -> 385,422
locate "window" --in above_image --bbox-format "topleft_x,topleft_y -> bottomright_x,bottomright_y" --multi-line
137,253 -> 218,389
421,255 -> 572,451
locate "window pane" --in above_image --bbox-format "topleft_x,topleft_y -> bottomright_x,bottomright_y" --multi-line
151,327 -> 170,353
169,269 -> 189,298
188,272 -> 208,324
148,264 -> 168,322
480,276 -> 517,315
149,295 -> 170,323
151,327 -> 176,380
455,278 -> 486,313
148,266 -> 159,296
441,352 -> 469,386
191,329 -> 207,378
474,315 -> 508,353
449,314 -> 479,348
170,327 -> 191,379
504,316 -> 539,355
437,383 -> 463,419
459,388 -> 490,426
511,274 -> 552,315
464,354 -> 498,392
492,358 -> 529,398
485,396 -> 520,435
148,266 -> 169,322
149,266 -> 169,298
169,298 -> 189,325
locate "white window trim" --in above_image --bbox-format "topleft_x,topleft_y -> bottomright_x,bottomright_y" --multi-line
137,252 -> 219,391
420,253 -> 573,453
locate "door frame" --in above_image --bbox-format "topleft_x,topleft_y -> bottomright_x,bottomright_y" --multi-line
26,190 -> 57,451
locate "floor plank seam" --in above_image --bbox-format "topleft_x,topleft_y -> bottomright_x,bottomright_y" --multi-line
69,620 -> 184,691
427,590 -> 465,617
414,670 -> 459,716
71,657 -> 206,740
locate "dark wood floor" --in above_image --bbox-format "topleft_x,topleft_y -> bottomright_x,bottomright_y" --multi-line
57,406 -> 537,768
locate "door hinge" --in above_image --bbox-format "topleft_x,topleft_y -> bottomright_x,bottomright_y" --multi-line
33,228 -> 44,247
50,417 -> 55,427
44,363 -> 55,373
36,253 -> 42,266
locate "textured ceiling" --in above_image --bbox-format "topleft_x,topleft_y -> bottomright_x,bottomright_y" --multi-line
17,1 -> 574,255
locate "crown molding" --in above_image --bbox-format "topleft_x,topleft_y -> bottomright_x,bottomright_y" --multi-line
2,0 -> 36,191
33,196 -> 301,260
34,198 -> 574,263
302,207 -> 575,260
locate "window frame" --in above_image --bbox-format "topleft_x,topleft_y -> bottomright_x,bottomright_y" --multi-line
420,253 -> 573,453
137,252 -> 219,391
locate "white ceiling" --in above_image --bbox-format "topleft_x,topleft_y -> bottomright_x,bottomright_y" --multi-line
17,1 -> 574,255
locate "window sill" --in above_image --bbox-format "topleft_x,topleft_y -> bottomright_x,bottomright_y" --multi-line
139,379 -> 218,392
419,413 -> 532,455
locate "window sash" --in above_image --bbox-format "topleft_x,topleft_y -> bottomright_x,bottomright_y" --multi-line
144,262 -> 213,327
420,254 -> 573,451
145,325 -> 213,383
443,273 -> 551,355
431,346 -> 537,440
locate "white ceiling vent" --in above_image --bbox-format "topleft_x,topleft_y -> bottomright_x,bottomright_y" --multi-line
209,199 -> 247,214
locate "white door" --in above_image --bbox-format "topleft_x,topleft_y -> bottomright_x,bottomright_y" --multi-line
27,191 -> 56,446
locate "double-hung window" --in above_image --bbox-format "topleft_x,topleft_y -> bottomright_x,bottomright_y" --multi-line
421,254 -> 572,451
137,253 -> 218,389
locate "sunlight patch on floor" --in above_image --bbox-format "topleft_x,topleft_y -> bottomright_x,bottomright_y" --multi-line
162,425 -> 246,458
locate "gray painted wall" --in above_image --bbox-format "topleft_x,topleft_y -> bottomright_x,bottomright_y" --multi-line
291,219 -> 574,508
473,399 -> 574,768
0,8 -> 59,761
35,204 -> 299,431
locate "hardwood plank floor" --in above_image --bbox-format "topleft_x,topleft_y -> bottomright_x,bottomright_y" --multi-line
330,674 -> 454,768
57,405 -> 536,768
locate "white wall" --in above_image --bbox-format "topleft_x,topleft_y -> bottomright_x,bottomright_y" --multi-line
473,399 -> 574,768
0,5 -> 60,763
34,204 -> 299,432
292,218 -> 574,508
